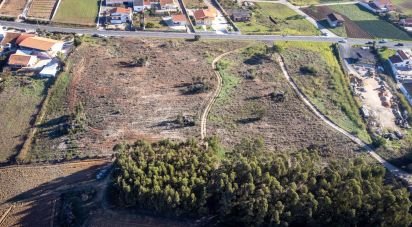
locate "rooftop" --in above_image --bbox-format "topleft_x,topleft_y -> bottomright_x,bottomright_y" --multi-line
327,13 -> 344,22
194,9 -> 216,20
389,55 -> 403,64
159,0 -> 174,5
110,7 -> 132,14
8,54 -> 35,66
172,14 -> 186,22
19,36 -> 62,51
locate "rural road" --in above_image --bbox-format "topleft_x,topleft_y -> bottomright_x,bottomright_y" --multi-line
1,20 -> 412,49
200,50 -> 236,140
276,55 -> 412,190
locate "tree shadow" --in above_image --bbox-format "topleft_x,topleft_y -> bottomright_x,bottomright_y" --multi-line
244,54 -> 272,65
3,161 -> 110,226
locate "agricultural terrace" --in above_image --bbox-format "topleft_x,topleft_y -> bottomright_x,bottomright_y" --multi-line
288,0 -> 352,6
0,76 -> 48,163
53,0 -> 99,26
236,3 -> 320,35
0,0 -> 27,17
208,44 -> 360,159
28,0 -> 58,20
392,0 -> 412,16
329,4 -> 412,40
279,42 -> 371,143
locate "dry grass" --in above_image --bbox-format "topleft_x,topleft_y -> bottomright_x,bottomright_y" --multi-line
0,0 -> 27,17
208,44 -> 361,159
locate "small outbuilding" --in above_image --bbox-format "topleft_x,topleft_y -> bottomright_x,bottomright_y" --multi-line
326,13 -> 344,27
229,9 -> 251,22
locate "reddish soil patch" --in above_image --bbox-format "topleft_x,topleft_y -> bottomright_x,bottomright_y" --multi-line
302,6 -> 372,39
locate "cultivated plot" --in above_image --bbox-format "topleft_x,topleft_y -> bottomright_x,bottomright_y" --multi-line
53,0 -> 99,26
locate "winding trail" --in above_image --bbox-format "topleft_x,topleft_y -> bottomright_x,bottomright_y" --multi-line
200,50 -> 236,140
276,55 -> 412,189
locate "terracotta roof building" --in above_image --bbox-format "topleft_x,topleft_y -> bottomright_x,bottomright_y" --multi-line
8,54 -> 37,68
19,36 -> 63,52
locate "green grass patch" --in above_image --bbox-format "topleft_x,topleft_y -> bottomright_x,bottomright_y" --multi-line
279,41 -> 371,143
236,3 -> 319,35
0,77 -> 48,162
215,59 -> 241,104
53,0 -> 99,26
329,4 -> 411,40
288,0 -> 353,6
392,0 -> 412,16
378,48 -> 396,61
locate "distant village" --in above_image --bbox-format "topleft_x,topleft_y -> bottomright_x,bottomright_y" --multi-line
0,29 -> 70,78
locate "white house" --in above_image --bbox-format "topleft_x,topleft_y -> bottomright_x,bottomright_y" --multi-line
171,14 -> 187,26
107,7 -> 133,24
326,13 -> 344,27
389,50 -> 411,69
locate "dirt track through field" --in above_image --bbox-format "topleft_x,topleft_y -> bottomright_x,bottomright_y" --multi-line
277,55 -> 412,190
201,50 -> 237,140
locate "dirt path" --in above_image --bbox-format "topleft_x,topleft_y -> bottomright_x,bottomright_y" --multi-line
276,55 -> 412,190
200,50 -> 237,140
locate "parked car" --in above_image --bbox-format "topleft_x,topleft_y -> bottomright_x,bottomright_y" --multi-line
395,43 -> 404,46
379,39 -> 388,43
339,39 -> 347,43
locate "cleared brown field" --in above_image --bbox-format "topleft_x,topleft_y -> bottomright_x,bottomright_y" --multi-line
27,0 -> 57,20
0,0 -> 27,17
30,38 -> 247,162
208,45 -> 360,158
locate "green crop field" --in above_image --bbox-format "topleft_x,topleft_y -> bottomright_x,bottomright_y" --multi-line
236,3 -> 319,35
53,0 -> 99,26
392,0 -> 412,16
288,0 -> 353,6
330,4 -> 411,40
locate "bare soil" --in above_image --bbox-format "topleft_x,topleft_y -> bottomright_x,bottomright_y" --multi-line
31,38 -> 247,162
0,0 -> 27,17
208,48 -> 360,159
0,159 -> 109,226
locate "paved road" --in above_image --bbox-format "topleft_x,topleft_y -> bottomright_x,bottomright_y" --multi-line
277,55 -> 412,190
1,20 -> 411,48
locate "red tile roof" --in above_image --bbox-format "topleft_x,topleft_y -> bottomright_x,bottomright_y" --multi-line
1,32 -> 21,46
172,14 -> 186,22
8,54 -> 34,66
16,33 -> 35,45
19,37 -> 61,51
193,9 -> 216,20
110,7 -> 132,14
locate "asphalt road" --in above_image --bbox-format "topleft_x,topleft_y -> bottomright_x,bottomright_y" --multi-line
1,20 -> 412,48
